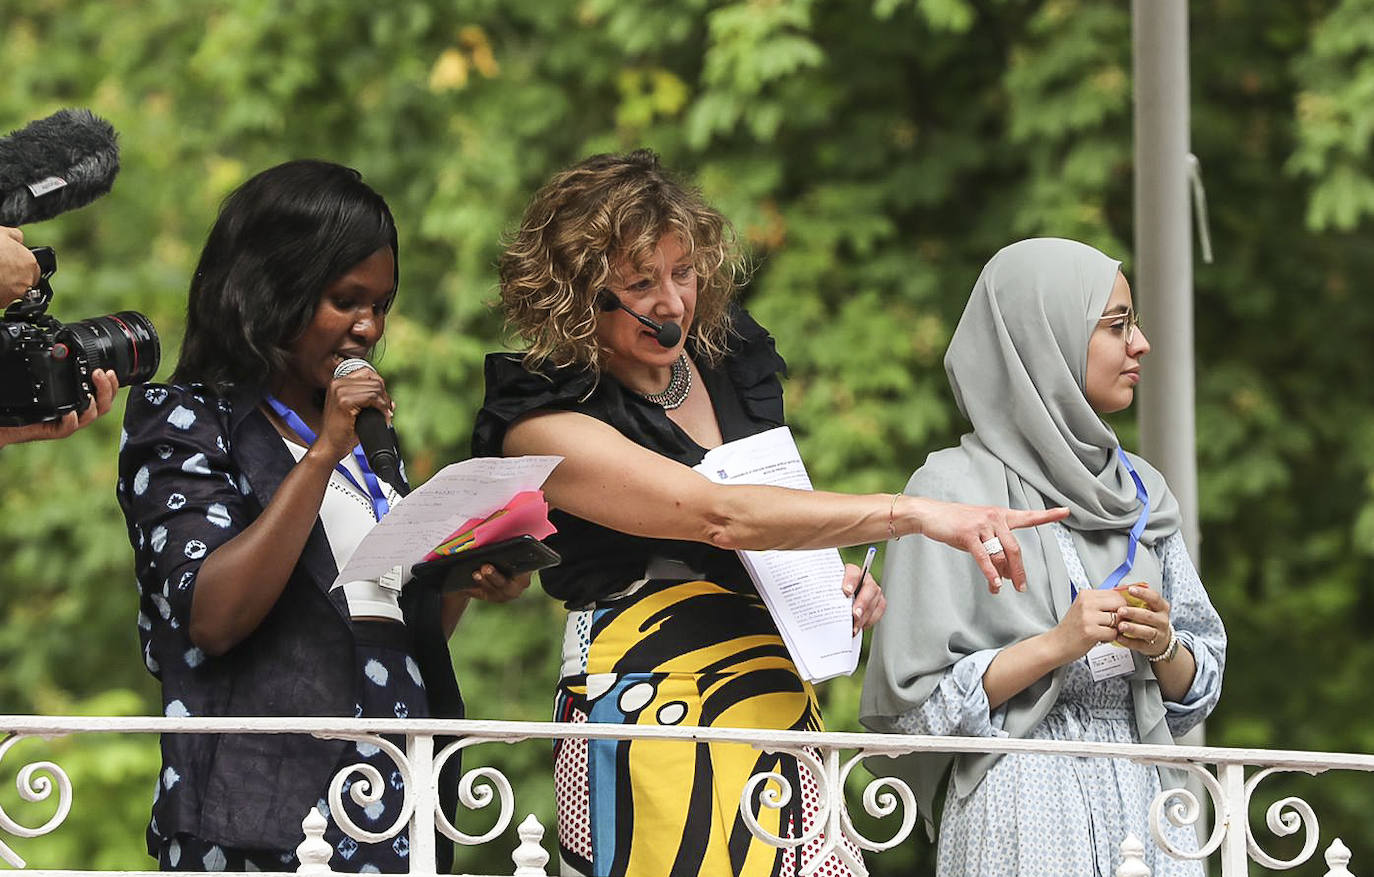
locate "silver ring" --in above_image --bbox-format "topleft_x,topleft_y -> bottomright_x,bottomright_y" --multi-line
981,536 -> 1004,556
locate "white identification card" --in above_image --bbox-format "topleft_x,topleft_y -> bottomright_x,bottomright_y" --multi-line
378,564 -> 405,593
1085,642 -> 1135,682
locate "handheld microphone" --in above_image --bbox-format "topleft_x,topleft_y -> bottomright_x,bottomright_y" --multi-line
0,109 -> 120,226
332,358 -> 408,497
598,289 -> 682,348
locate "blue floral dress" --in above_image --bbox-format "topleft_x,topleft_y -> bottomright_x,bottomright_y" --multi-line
896,525 -> 1226,877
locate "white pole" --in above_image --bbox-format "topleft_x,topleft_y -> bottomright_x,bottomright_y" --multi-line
1132,0 -> 1208,842
1132,0 -> 1200,557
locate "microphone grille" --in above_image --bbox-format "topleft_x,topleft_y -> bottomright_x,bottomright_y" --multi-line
332,357 -> 374,380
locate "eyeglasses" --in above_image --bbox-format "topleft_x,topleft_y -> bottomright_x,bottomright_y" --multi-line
1097,307 -> 1142,346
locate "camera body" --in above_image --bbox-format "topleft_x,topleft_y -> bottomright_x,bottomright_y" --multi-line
0,247 -> 160,426
0,310 -> 99,424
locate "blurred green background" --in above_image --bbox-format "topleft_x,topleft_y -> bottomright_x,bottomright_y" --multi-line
2,0 -> 1373,872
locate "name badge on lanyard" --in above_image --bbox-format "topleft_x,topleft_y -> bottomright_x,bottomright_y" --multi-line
1080,448 -> 1149,683
1085,641 -> 1135,682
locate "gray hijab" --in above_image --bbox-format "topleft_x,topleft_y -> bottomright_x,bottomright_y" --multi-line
859,238 -> 1183,824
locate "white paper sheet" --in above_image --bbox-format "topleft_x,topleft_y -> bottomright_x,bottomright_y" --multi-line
333,455 -> 563,587
693,427 -> 861,682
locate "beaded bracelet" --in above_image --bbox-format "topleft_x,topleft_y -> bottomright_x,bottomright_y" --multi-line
888,493 -> 901,540
1147,624 -> 1179,663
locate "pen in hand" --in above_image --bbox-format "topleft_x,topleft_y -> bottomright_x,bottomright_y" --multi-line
852,544 -> 877,635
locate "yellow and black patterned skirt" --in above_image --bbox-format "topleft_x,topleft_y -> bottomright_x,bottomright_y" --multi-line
553,578 -> 860,877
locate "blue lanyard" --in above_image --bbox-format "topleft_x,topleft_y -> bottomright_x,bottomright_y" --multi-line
265,396 -> 391,521
1070,448 -> 1149,599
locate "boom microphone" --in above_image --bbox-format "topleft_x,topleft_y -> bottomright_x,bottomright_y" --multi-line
332,358 -> 408,497
0,109 -> 120,226
598,289 -> 682,348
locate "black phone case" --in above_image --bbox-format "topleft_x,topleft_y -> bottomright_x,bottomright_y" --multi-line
410,535 -> 561,591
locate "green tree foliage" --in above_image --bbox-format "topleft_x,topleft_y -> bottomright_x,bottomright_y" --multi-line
1,0 -> 1372,872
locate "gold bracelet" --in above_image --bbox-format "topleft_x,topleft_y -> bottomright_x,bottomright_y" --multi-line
888,493 -> 901,540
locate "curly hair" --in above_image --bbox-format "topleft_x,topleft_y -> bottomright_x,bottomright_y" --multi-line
173,160 -> 398,393
498,149 -> 745,374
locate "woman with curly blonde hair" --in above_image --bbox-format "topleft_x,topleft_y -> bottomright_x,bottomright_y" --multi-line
473,149 -> 1065,877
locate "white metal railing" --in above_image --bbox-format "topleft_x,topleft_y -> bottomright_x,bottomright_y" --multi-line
0,716 -> 1370,876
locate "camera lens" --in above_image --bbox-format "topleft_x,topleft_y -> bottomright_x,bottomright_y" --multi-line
61,311 -> 161,384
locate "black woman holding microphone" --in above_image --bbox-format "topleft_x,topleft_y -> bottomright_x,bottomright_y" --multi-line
117,160 -> 524,872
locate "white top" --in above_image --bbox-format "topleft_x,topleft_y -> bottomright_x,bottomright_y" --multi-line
282,438 -> 404,622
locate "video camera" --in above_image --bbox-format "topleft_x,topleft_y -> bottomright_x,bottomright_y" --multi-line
0,247 -> 159,426
0,108 -> 161,426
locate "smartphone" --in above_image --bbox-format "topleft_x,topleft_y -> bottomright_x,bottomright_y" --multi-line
410,535 -> 561,592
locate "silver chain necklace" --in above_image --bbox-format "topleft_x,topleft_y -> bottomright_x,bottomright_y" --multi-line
639,354 -> 692,409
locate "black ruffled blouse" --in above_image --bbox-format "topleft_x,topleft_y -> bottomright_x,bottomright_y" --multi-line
472,306 -> 787,608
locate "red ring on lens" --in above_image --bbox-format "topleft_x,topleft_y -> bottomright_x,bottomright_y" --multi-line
106,314 -> 138,374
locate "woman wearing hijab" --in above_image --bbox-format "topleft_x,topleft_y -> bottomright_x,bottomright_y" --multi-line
860,238 -> 1226,875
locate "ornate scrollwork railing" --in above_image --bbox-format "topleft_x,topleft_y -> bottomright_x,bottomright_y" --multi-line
1243,766 -> 1323,869
0,717 -> 1369,876
732,731 -> 1374,877
1149,761 -> 1227,860
1142,757 -> 1345,873
317,732 -> 415,847
741,745 -> 918,877
0,733 -> 73,869
432,735 -> 520,846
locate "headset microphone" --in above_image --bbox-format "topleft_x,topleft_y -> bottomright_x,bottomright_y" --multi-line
598,289 -> 682,348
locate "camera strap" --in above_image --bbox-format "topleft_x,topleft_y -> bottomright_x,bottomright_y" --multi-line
264,395 -> 392,521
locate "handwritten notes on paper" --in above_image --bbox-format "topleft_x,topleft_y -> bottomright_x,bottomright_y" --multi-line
333,455 -> 562,588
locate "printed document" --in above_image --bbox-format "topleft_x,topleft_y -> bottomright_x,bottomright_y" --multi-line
693,427 -> 860,682
333,455 -> 562,587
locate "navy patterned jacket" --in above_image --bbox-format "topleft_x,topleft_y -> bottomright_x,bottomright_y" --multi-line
117,381 -> 461,855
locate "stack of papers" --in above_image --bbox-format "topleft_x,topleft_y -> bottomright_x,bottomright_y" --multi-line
332,455 -> 562,588
424,490 -> 556,560
693,427 -> 861,682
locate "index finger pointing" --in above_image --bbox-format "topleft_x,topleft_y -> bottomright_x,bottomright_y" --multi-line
1007,507 -> 1069,529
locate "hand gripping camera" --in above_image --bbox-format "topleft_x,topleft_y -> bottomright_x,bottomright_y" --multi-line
0,246 -> 160,426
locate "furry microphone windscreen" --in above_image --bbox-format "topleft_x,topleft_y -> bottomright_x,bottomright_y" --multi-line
0,108 -> 120,226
